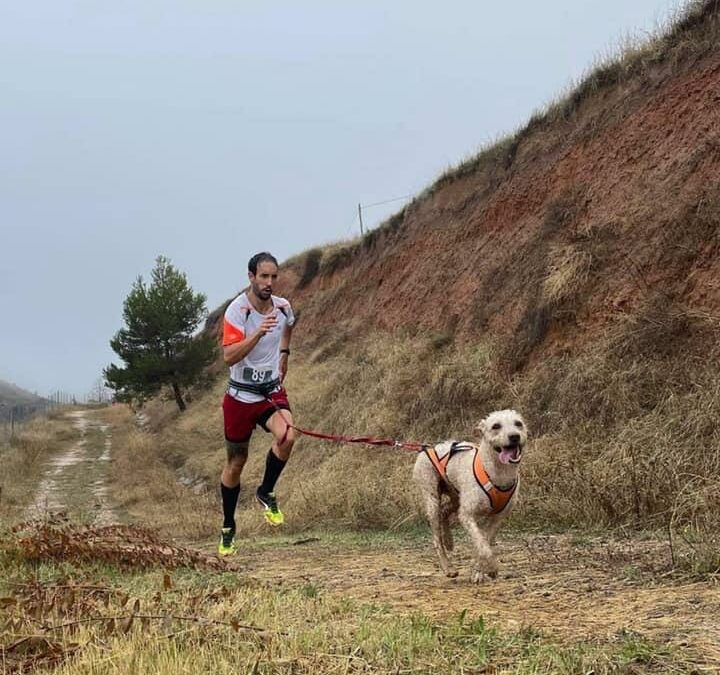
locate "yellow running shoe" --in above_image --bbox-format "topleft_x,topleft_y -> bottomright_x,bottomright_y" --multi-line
218,527 -> 237,556
255,490 -> 284,526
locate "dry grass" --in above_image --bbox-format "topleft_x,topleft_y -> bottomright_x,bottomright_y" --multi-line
0,404 -> 714,672
295,247 -> 323,288
541,244 -> 593,304
121,309 -> 720,576
0,413 -> 78,524
112,334 -> 504,540
0,532 -> 696,675
102,404 -> 217,542
255,335 -> 497,531
8,516 -> 224,570
513,316 -> 720,577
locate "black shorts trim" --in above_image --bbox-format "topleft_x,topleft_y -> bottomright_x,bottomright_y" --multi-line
257,403 -> 291,432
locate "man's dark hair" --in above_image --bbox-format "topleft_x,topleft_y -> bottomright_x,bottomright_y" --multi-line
248,252 -> 279,275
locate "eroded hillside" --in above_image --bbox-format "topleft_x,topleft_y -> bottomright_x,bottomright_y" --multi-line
198,1 -> 720,541
280,10 -> 720,359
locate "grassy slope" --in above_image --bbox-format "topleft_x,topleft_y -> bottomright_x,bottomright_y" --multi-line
221,0 -> 720,542
119,326 -> 719,577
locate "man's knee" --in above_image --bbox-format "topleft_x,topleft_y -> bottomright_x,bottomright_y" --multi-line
278,428 -> 296,452
225,439 -> 249,464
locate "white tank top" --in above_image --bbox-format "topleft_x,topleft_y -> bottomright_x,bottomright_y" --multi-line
222,292 -> 295,403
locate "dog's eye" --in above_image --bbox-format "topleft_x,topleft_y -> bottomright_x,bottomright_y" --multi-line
491,422 -> 502,430
514,421 -> 524,428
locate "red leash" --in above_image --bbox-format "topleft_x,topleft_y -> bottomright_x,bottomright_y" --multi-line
289,423 -> 429,452
269,401 -> 429,452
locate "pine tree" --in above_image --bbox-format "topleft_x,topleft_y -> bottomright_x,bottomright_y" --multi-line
105,256 -> 216,411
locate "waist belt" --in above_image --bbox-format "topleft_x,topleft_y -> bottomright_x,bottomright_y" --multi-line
228,377 -> 281,397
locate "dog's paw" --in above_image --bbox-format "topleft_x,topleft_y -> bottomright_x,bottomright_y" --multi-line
470,567 -> 498,584
445,569 -> 458,579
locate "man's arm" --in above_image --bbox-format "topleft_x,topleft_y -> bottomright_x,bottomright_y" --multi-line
223,313 -> 278,366
279,323 -> 293,382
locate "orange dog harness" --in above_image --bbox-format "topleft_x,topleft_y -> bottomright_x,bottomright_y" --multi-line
424,442 -> 517,514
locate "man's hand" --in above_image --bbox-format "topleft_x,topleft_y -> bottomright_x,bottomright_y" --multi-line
255,312 -> 279,337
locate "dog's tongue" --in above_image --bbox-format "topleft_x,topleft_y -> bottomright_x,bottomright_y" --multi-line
499,447 -> 519,464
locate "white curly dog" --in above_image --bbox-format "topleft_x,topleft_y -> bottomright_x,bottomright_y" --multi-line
413,409 -> 528,583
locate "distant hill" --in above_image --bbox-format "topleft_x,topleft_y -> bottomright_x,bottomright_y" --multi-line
0,379 -> 44,407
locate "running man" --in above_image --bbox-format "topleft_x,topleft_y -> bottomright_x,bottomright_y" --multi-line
218,251 -> 296,556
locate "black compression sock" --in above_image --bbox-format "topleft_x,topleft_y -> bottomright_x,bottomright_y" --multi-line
258,450 -> 287,495
220,482 -> 240,530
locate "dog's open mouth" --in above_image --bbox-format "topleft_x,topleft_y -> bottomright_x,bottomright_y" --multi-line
496,444 -> 523,464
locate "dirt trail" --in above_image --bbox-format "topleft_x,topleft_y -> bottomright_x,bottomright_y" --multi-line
232,531 -> 719,665
27,409 -> 117,525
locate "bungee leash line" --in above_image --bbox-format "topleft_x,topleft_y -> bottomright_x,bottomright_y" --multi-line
289,423 -> 430,453
267,399 -> 431,452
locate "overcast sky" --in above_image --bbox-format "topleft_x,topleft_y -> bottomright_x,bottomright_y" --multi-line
1,0 -> 686,398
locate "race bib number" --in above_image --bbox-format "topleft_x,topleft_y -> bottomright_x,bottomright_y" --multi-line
241,367 -> 273,384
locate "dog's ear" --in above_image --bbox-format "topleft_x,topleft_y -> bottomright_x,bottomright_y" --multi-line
475,419 -> 487,436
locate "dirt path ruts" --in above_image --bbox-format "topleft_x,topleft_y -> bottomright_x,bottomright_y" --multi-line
27,409 -> 117,525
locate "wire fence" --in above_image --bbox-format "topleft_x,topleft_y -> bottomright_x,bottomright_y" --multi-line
0,400 -> 68,444
351,193 -> 415,237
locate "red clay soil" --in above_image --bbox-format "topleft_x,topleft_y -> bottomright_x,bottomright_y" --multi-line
275,51 -> 720,360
